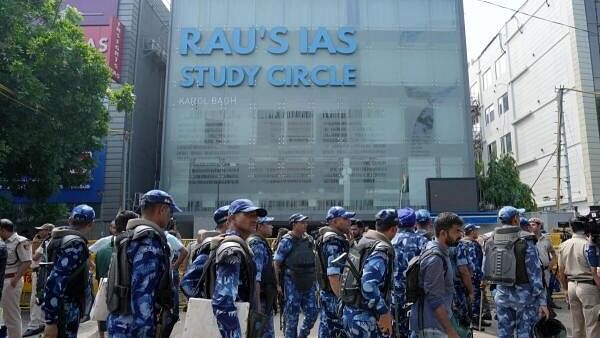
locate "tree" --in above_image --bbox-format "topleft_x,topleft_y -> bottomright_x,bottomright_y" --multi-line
0,0 -> 113,201
477,154 -> 537,211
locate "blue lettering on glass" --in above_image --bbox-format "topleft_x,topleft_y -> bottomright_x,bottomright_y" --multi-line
178,26 -> 359,87
267,26 -> 289,54
232,28 -> 256,55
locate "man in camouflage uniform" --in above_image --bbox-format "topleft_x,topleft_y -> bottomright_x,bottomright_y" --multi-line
391,208 -> 427,338
107,190 -> 181,337
181,205 -> 228,298
415,209 -> 433,241
342,209 -> 396,338
212,199 -> 266,338
42,206 -> 94,338
316,206 -> 354,338
488,206 -> 549,338
455,223 -> 490,328
273,213 -> 318,338
248,216 -> 276,338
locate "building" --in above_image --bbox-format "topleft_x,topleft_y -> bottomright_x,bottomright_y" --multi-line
162,0 -> 474,229
61,0 -> 170,234
469,0 -> 600,211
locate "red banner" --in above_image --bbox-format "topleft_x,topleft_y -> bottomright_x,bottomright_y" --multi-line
83,17 -> 124,82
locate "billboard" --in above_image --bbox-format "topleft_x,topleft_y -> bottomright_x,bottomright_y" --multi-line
61,0 -> 119,26
426,178 -> 479,213
83,17 -> 124,82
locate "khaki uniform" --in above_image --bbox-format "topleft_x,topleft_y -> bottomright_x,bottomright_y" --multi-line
558,233 -> 600,338
26,242 -> 45,330
1,232 -> 32,338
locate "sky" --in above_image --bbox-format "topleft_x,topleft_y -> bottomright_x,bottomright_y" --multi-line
463,0 -> 526,60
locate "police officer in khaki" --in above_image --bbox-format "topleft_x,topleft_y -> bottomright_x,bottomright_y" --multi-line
557,216 -> 600,338
0,219 -> 32,338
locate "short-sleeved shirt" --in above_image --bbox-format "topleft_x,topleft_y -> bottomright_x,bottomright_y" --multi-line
166,232 -> 184,263
4,232 -> 32,274
536,234 -> 554,268
558,233 -> 594,281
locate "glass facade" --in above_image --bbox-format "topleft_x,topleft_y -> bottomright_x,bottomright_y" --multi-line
162,0 -> 473,220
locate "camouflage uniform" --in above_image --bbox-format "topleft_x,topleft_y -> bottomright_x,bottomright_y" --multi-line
455,238 -> 484,322
319,236 -> 348,338
494,233 -> 546,338
248,235 -> 274,338
342,249 -> 392,338
180,252 -> 209,298
107,233 -> 168,337
273,235 -> 318,338
43,232 -> 90,338
391,229 -> 427,337
212,229 -> 253,338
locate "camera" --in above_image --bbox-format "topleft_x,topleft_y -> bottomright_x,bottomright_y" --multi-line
579,210 -> 600,245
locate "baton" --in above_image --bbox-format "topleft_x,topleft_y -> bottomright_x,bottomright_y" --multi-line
478,285 -> 484,331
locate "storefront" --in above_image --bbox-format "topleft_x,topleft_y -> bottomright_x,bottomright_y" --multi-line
162,0 -> 473,225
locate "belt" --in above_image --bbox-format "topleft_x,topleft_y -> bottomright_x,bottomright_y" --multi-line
4,273 -> 16,279
569,279 -> 596,285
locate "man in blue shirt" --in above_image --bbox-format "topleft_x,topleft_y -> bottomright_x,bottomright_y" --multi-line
410,212 -> 463,338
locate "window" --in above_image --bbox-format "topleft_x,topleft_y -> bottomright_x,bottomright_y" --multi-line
498,92 -> 509,115
501,133 -> 512,154
495,53 -> 507,78
482,68 -> 493,90
487,141 -> 497,159
484,104 -> 495,125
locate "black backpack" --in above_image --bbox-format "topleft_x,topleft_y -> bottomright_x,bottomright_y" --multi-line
405,248 -> 447,304
106,222 -> 172,315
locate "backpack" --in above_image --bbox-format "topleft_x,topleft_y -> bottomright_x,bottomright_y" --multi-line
195,235 -> 255,302
37,228 -> 89,310
189,231 -> 220,264
340,232 -> 394,307
483,226 -> 534,286
315,227 -> 349,293
405,248 -> 447,304
106,221 -> 172,315
281,233 -> 316,292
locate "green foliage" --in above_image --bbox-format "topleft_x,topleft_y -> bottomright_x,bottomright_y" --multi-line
109,83 -> 136,115
477,154 -> 537,211
0,197 -> 68,230
0,0 -> 111,201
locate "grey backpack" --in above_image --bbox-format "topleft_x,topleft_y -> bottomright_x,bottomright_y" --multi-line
483,226 -> 534,286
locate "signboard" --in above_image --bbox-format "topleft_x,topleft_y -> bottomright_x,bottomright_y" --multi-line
61,0 -> 119,26
83,17 -> 124,82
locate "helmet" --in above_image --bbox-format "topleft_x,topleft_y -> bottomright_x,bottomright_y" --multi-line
530,318 -> 567,338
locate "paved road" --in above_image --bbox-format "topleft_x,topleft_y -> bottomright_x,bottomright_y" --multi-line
69,299 -> 572,337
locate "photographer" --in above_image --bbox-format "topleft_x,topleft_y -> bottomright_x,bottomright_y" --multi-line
557,216 -> 600,337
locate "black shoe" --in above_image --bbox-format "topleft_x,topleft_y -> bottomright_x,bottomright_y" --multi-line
480,320 -> 492,327
472,326 -> 485,332
482,313 -> 492,320
0,326 -> 7,338
551,304 -> 562,309
23,327 -> 45,337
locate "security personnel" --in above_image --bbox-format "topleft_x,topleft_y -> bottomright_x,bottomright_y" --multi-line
181,205 -> 229,298
315,206 -> 354,338
455,224 -> 490,329
485,206 -> 549,338
557,216 -> 600,337
0,219 -> 32,338
391,208 -> 427,338
212,199 -> 266,338
248,216 -> 276,338
273,213 -> 318,338
107,190 -> 181,337
42,205 -> 94,338
341,209 -> 396,338
24,223 -> 54,337
415,209 -> 433,241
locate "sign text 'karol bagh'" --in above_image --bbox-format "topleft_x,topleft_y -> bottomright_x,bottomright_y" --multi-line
178,26 -> 358,88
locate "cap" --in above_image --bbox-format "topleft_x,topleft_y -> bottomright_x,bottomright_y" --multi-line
415,209 -> 431,223
498,206 -> 524,223
140,190 -> 182,213
35,223 -> 55,231
228,199 -> 267,217
258,216 -> 275,224
289,213 -> 309,224
398,208 -> 416,227
375,209 -> 399,226
520,217 -> 530,228
71,204 -> 96,222
326,206 -> 356,221
213,205 -> 229,225
464,223 -> 480,232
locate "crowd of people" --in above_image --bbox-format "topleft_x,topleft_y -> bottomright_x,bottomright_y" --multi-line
0,188 -> 598,338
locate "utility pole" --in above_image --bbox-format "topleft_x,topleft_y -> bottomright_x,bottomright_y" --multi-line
560,95 -> 574,211
555,87 -> 564,211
